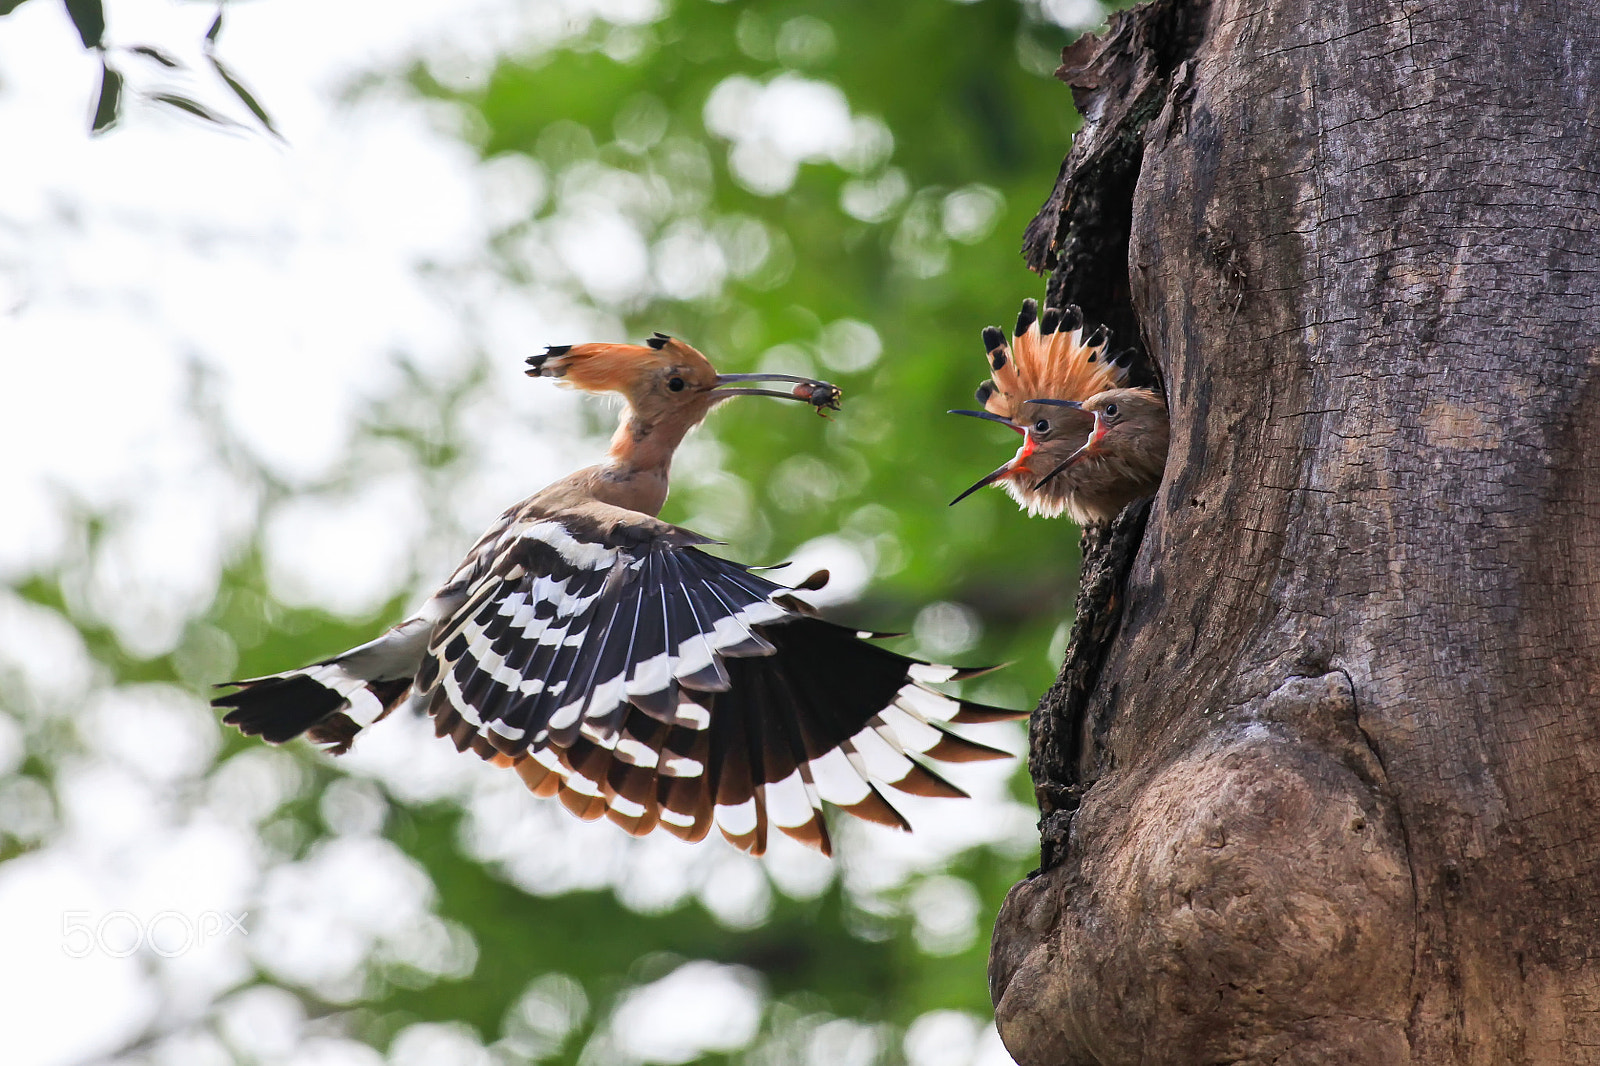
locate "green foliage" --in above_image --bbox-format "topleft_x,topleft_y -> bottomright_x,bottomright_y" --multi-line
53,1 -> 281,137
63,0 -> 104,49
4,0 -> 1105,1061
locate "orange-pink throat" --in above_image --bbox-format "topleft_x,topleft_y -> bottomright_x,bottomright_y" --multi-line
1011,431 -> 1038,477
1085,412 -> 1107,452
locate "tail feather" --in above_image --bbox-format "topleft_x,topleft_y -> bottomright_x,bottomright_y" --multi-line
214,674 -> 352,747
214,663 -> 415,755
215,616 -> 432,754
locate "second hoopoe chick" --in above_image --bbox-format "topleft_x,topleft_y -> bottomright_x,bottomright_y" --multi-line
215,333 -> 1022,857
949,298 -> 1169,524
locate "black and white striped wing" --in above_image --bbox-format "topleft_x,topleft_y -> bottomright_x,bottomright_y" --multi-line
415,518 -> 789,762
539,616 -> 1020,855
414,517 -> 1023,856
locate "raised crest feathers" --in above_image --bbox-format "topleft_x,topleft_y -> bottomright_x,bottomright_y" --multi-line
976,297 -> 1127,421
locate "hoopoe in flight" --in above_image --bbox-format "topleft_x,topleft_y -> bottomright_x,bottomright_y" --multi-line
215,333 -> 1021,856
948,297 -> 1169,524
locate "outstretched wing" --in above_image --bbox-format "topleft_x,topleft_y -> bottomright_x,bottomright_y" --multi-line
415,515 -> 1022,855
538,615 -> 1020,856
418,516 -> 787,757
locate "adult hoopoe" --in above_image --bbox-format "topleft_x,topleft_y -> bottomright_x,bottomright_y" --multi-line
949,298 -> 1169,524
215,333 -> 1022,856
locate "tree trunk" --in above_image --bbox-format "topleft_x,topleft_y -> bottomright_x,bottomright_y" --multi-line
989,1 -> 1600,1063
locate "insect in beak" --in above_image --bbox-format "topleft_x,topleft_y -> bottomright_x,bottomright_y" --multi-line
712,373 -> 842,413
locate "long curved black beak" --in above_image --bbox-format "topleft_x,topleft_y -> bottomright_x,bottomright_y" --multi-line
950,460 -> 1018,506
948,409 -> 1024,434
713,373 -> 841,409
1027,398 -> 1082,409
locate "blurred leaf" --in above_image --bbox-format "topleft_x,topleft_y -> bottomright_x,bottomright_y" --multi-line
61,0 -> 104,49
128,43 -> 181,68
149,92 -> 237,127
8,0 -> 1099,1060
90,59 -> 120,134
208,55 -> 282,139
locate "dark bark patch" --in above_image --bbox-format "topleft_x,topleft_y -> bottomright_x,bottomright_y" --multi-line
1024,0 -> 1210,390
1030,498 -> 1151,871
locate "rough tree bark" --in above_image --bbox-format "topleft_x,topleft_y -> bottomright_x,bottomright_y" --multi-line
989,1 -> 1600,1063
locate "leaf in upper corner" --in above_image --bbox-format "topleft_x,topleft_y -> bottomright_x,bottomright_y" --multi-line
0,0 -> 35,18
62,0 -> 104,49
128,44 -> 181,68
149,92 -> 238,127
208,55 -> 282,139
91,60 -> 121,134
204,9 -> 222,44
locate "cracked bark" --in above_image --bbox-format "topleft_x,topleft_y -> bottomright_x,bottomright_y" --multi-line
989,1 -> 1600,1063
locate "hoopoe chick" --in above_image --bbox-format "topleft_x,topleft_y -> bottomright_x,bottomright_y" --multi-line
948,297 -> 1169,524
215,332 -> 1021,857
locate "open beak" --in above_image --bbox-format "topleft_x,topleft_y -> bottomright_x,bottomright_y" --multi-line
1035,411 -> 1105,488
712,372 -> 841,411
950,429 -> 1039,506
950,459 -> 1022,506
948,409 -> 1025,435
950,414 -> 1044,505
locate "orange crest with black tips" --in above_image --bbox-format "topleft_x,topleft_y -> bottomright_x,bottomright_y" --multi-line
526,332 -> 718,397
976,298 -> 1129,419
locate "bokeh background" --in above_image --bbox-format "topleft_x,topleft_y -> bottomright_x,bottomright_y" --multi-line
0,0 -> 1104,1062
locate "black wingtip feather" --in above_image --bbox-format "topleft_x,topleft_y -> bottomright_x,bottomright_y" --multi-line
646,332 -> 671,350
1060,305 -> 1083,332
793,569 -> 830,592
946,663 -> 1006,681
974,381 -> 996,406
980,326 -> 1004,353
1039,306 -> 1061,335
949,701 -> 1030,724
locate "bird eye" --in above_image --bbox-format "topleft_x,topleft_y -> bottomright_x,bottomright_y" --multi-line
1033,419 -> 1050,434
1103,403 -> 1118,418
668,376 -> 686,392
